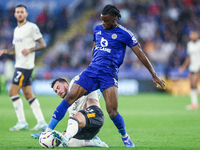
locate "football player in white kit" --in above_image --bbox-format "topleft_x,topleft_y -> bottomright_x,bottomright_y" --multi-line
0,5 -> 48,130
179,31 -> 200,109
31,76 -> 108,147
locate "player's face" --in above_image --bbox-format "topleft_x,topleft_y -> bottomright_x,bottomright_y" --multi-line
190,31 -> 199,41
101,14 -> 116,30
14,7 -> 28,23
53,81 -> 68,98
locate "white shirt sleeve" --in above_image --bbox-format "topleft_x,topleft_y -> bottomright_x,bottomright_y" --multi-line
32,24 -> 42,41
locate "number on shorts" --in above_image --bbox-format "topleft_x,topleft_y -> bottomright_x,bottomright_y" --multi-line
86,108 -> 94,113
14,71 -> 22,82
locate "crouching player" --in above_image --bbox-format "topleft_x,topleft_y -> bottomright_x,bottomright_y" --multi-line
31,77 -> 108,147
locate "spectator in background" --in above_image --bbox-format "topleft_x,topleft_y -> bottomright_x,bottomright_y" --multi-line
165,43 -> 187,79
1,18 -> 13,43
179,31 -> 200,110
2,0 -> 200,79
36,7 -> 48,33
56,6 -> 69,30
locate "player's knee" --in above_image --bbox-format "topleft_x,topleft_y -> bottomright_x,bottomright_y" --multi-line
24,92 -> 34,100
9,89 -> 16,97
8,90 -> 12,97
107,109 -> 118,118
191,84 -> 197,89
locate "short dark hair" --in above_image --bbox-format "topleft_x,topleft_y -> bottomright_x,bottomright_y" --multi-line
102,5 -> 121,20
15,4 -> 27,11
51,78 -> 68,88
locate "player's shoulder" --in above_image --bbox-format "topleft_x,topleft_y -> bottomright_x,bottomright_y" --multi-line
94,24 -> 103,31
25,21 -> 39,29
117,24 -> 134,36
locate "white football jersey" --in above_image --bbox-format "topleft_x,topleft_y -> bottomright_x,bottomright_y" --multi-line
12,21 -> 42,69
187,39 -> 200,72
68,75 -> 100,117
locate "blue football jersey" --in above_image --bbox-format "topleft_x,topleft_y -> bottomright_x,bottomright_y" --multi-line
90,24 -> 138,72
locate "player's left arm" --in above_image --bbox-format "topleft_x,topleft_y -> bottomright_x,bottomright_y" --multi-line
21,38 -> 46,56
131,43 -> 166,89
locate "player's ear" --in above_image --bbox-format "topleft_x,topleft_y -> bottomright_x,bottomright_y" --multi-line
64,82 -> 69,88
14,12 -> 17,18
113,17 -> 117,22
26,12 -> 28,17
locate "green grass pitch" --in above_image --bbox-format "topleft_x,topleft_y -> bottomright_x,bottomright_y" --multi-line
0,93 -> 199,150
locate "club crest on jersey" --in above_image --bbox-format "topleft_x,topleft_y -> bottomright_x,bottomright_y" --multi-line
100,37 -> 108,47
112,34 -> 117,39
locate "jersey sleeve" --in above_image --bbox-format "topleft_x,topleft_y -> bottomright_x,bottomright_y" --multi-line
12,28 -> 16,45
124,31 -> 138,48
186,42 -> 189,54
32,24 -> 42,41
93,26 -> 97,42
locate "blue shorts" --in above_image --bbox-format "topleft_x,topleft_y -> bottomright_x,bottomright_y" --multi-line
74,66 -> 118,94
12,68 -> 33,86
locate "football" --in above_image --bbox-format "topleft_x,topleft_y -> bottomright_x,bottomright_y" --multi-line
39,131 -> 57,148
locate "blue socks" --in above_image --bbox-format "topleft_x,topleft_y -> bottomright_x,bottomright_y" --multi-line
48,100 -> 71,130
110,113 -> 127,136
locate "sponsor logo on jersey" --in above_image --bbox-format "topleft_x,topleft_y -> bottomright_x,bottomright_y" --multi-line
100,37 -> 108,47
14,38 -> 23,43
112,34 -> 117,39
94,37 -> 111,53
94,46 -> 111,53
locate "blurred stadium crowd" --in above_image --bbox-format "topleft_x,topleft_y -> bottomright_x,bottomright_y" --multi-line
0,0 -> 200,79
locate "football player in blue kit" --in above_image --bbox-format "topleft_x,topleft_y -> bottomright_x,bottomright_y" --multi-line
47,4 -> 166,147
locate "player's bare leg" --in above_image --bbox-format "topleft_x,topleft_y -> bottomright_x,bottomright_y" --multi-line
187,73 -> 199,109
102,86 -> 135,147
64,83 -> 88,104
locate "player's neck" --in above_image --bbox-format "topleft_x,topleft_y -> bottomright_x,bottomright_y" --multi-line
17,20 -> 27,27
107,23 -> 118,30
192,39 -> 198,42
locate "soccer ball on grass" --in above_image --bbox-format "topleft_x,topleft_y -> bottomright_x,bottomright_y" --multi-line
39,131 -> 57,148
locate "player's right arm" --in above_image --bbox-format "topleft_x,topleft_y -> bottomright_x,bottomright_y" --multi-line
0,45 -> 15,56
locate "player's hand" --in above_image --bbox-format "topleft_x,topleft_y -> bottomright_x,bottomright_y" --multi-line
0,49 -> 6,56
22,49 -> 31,56
178,66 -> 185,73
152,74 -> 166,89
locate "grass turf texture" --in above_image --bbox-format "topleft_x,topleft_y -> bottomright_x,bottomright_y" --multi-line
0,93 -> 199,150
